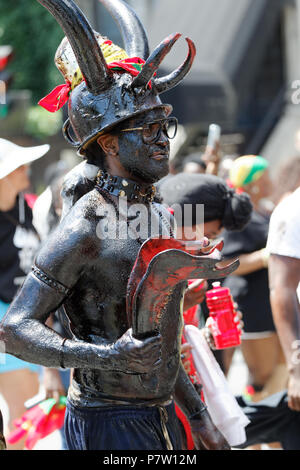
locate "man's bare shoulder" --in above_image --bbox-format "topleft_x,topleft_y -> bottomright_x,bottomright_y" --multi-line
61,161 -> 99,218
36,189 -> 109,273
58,189 -> 108,236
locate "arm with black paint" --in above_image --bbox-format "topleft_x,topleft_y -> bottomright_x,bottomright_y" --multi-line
174,364 -> 230,450
0,202 -> 161,374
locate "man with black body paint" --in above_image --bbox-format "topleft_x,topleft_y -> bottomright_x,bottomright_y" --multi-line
0,0 -> 230,450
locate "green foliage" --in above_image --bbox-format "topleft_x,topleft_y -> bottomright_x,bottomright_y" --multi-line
25,105 -> 63,139
0,0 -> 64,104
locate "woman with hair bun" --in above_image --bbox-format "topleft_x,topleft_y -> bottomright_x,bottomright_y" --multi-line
159,171 -> 252,363
158,172 -> 252,343
158,172 -> 252,242
158,172 -> 252,449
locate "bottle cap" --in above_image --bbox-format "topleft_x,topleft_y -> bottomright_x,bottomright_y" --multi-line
206,282 -> 230,299
212,282 -> 221,288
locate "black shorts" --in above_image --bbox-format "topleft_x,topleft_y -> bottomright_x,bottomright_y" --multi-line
65,400 -> 182,450
237,391 -> 300,450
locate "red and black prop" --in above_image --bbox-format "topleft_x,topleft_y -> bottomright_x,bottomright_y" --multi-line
126,238 -> 239,392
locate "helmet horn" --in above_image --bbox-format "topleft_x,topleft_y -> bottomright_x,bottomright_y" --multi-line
154,38 -> 196,94
37,0 -> 112,93
131,33 -> 182,90
98,0 -> 150,60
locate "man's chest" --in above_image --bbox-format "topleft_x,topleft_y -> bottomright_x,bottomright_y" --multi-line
82,203 -> 174,295
95,201 -> 173,247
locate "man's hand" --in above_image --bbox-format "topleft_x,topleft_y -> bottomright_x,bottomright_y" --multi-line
181,343 -> 193,375
190,410 -> 231,450
202,142 -> 220,164
183,280 -> 208,311
202,142 -> 221,176
204,302 -> 243,350
287,367 -> 300,411
43,368 -> 67,402
113,328 -> 162,374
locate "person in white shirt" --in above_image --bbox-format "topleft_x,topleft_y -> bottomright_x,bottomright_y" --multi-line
267,187 -> 300,411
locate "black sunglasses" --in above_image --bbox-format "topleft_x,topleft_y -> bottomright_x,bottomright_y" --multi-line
120,117 -> 178,144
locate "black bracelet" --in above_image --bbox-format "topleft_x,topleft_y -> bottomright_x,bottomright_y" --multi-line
60,338 -> 68,369
189,406 -> 208,420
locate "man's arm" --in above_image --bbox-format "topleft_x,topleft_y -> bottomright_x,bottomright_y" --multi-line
221,249 -> 268,277
0,203 -> 161,374
269,254 -> 300,411
202,141 -> 221,176
174,365 -> 230,450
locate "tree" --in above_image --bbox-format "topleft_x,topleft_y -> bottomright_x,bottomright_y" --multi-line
0,0 -> 64,104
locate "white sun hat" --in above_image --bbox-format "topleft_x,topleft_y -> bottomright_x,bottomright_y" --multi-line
0,138 -> 50,180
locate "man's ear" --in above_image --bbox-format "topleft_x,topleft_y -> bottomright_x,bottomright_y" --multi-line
97,134 -> 119,157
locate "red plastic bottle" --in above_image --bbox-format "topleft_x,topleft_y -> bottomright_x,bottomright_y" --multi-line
205,282 -> 241,350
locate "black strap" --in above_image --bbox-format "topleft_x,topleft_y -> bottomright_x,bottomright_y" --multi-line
32,265 -> 71,297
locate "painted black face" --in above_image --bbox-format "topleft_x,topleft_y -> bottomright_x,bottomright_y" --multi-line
117,108 -> 171,184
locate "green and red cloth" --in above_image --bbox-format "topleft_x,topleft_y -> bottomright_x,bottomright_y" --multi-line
228,155 -> 269,190
7,396 -> 66,450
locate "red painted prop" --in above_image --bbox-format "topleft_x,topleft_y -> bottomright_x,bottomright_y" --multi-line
126,237 -> 239,393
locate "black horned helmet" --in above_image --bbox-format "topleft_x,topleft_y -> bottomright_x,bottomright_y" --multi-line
38,0 -> 196,156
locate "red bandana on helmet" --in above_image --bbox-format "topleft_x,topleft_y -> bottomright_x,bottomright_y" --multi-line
38,41 -> 148,113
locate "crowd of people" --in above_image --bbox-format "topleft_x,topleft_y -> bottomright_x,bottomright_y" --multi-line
0,132 -> 299,451
0,0 -> 300,453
